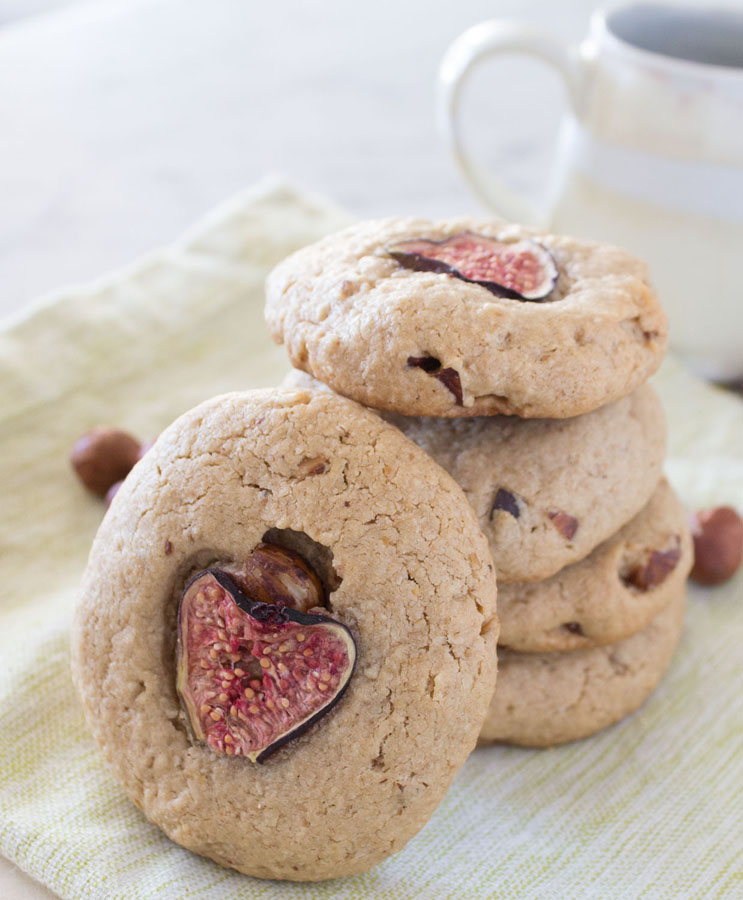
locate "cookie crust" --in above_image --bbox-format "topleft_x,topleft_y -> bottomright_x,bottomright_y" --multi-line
265,217 -> 667,418
498,479 -> 692,651
71,389 -> 498,881
479,586 -> 685,748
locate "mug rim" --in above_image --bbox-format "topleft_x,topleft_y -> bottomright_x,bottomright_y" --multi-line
592,1 -> 743,80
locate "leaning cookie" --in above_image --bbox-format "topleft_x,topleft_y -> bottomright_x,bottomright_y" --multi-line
282,370 -> 666,584
479,585 -> 685,748
266,217 -> 667,418
71,388 -> 498,882
499,479 -> 692,652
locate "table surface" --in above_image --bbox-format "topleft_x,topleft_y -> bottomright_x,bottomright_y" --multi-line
0,0 -> 640,896
0,0 -> 600,321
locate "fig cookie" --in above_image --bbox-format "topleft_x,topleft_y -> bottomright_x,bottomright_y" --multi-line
265,217 -> 667,418
480,585 -> 686,748
498,479 -> 693,652
282,371 -> 666,584
71,388 -> 498,882
388,384 -> 666,583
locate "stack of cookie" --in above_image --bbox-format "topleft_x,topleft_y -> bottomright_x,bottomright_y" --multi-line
267,216 -> 693,748
70,216 -> 694,883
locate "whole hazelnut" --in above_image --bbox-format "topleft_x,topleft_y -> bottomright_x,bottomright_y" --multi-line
230,543 -> 326,614
690,506 -> 743,586
70,427 -> 141,497
104,480 -> 124,508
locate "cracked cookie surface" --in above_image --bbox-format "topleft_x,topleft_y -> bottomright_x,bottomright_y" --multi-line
265,217 -> 667,418
71,388 -> 498,882
498,479 -> 692,651
479,585 -> 685,748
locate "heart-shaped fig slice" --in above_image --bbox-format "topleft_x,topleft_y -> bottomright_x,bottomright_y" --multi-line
388,231 -> 558,301
176,568 -> 356,763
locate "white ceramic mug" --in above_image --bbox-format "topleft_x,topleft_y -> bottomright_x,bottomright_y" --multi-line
439,2 -> 743,380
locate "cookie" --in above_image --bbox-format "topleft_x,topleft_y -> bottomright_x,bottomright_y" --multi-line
265,217 -> 667,418
283,370 -> 666,584
499,479 -> 692,651
479,585 -> 685,748
71,388 -> 498,881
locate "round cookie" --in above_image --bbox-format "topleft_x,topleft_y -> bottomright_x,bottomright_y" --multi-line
282,370 -> 666,584
71,388 -> 498,882
388,385 -> 666,583
265,217 -> 667,419
499,479 -> 693,651
479,585 -> 685,748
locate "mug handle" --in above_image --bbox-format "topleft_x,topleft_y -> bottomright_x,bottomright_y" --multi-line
438,20 -> 583,226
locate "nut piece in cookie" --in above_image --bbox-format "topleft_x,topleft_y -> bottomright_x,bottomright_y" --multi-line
623,542 -> 681,590
231,541 -> 325,613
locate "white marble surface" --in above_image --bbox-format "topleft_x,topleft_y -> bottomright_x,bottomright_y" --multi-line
0,0 -> 599,320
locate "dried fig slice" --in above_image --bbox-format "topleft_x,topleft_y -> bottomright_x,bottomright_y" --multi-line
176,568 -> 356,763
491,489 -> 520,520
388,231 -> 558,301
406,356 -> 464,405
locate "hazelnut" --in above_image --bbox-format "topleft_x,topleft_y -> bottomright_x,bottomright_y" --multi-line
104,480 -> 124,508
690,506 -> 743,586
70,427 -> 141,497
624,545 -> 681,591
230,543 -> 326,614
547,510 -> 579,540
